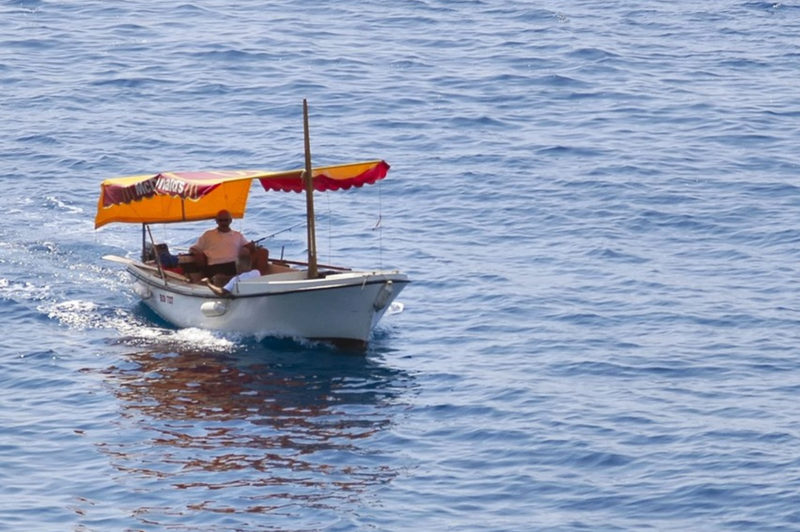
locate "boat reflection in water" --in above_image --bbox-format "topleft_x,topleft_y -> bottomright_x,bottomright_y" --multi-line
96,340 -> 414,529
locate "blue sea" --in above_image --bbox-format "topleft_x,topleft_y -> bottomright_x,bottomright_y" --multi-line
3,1 -> 800,530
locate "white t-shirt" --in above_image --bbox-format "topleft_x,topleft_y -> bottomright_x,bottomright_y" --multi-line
223,269 -> 261,293
193,229 -> 248,265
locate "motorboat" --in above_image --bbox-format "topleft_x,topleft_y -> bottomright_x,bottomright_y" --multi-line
95,101 -> 409,349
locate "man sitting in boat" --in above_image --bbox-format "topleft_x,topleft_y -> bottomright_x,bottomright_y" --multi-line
187,209 -> 268,285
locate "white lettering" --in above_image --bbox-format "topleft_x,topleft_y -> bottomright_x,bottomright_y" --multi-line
156,177 -> 187,197
135,179 -> 155,197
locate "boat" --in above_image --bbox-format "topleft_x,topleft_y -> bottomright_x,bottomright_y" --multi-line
95,100 -> 409,349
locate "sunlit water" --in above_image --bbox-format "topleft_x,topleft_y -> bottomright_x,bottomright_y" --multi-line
3,1 -> 800,530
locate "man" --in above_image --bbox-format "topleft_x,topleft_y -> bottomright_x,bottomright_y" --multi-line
189,209 -> 268,284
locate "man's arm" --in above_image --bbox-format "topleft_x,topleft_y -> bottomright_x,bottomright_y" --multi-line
204,278 -> 230,296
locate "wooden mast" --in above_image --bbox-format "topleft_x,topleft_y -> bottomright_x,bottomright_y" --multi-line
302,99 -> 318,279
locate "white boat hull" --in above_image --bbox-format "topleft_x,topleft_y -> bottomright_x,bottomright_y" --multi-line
127,264 -> 409,347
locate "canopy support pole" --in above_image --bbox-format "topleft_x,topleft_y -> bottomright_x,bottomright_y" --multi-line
145,224 -> 168,284
303,99 -> 318,279
141,224 -> 147,262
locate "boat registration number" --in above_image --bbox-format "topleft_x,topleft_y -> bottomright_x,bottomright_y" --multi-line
159,294 -> 174,304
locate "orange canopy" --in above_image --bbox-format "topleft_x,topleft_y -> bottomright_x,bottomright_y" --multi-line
95,160 -> 389,228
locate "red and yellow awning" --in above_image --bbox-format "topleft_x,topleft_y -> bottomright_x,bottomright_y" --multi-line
95,160 -> 389,228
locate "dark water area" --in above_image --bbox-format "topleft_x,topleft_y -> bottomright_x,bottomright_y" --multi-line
3,1 -> 800,530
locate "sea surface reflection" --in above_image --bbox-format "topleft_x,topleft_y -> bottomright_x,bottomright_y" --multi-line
95,341 -> 414,530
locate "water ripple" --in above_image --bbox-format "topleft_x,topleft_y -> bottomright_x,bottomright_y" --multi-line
3,0 -> 800,530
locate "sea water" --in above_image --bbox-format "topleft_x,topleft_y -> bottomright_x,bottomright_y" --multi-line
2,1 -> 800,530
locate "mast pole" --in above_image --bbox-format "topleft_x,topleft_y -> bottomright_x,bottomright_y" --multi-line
303,99 -> 319,279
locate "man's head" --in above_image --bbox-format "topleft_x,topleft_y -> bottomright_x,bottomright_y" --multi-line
215,210 -> 232,231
